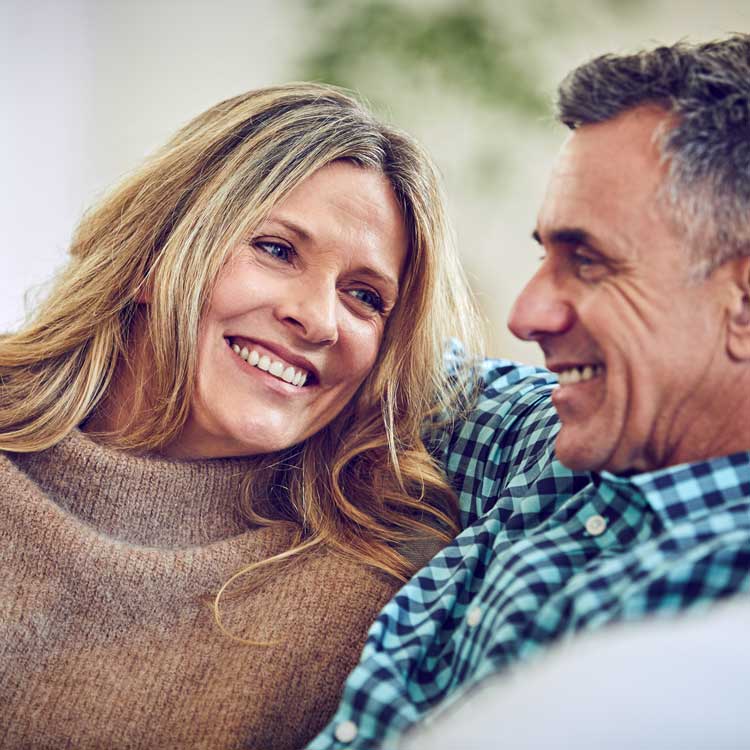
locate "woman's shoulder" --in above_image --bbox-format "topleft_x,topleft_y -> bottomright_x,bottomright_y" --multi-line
0,448 -> 34,487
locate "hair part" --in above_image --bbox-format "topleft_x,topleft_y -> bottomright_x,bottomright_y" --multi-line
556,34 -> 750,275
0,83 -> 484,631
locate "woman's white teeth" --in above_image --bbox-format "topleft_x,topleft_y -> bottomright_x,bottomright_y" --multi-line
231,343 -> 308,387
558,365 -> 603,385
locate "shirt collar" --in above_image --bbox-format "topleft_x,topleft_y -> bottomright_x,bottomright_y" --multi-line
596,452 -> 750,526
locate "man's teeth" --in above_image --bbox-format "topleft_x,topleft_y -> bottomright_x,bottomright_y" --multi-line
231,343 -> 308,387
558,365 -> 604,385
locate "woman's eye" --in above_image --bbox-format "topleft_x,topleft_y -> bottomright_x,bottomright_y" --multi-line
347,288 -> 385,312
254,240 -> 293,263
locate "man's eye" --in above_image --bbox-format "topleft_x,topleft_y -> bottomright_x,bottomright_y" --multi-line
347,288 -> 385,312
254,240 -> 293,262
572,249 -> 607,280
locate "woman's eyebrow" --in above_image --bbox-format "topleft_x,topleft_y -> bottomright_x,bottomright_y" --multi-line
354,266 -> 400,297
264,215 -> 400,296
262,216 -> 312,242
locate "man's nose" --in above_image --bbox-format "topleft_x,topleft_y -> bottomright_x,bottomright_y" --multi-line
277,276 -> 339,346
507,268 -> 575,342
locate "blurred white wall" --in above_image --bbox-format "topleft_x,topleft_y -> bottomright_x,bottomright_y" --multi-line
1,0 -> 300,326
2,0 -> 95,328
3,0 -> 750,362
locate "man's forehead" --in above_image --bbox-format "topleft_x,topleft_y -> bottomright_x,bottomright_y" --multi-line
536,107 -> 673,240
557,108 -> 668,184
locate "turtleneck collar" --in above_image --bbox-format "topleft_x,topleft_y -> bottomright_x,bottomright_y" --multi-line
10,429 -> 258,548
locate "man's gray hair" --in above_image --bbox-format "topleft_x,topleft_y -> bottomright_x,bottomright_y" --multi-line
556,35 -> 750,275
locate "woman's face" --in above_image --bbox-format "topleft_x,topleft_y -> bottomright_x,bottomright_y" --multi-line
168,161 -> 408,458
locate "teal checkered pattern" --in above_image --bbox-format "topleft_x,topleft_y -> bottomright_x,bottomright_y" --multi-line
309,361 -> 750,749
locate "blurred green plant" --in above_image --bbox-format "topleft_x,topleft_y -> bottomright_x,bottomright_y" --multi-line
300,0 -> 548,118
296,0 -> 646,187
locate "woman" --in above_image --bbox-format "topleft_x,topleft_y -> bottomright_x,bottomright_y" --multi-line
0,83 -> 481,749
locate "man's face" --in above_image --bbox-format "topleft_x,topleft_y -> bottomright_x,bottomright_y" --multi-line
508,106 -> 731,474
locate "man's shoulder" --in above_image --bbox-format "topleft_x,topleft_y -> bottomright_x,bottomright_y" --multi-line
438,359 -> 573,525
478,358 -> 557,392
440,358 -> 557,437
448,358 -> 559,461
472,358 -> 558,430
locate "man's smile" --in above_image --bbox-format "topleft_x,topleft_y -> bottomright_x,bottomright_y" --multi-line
555,364 -> 605,386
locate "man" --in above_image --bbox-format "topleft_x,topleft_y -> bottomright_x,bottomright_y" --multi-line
309,36 -> 750,749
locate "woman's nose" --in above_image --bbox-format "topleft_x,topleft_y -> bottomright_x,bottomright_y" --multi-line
507,269 -> 575,342
277,276 -> 339,346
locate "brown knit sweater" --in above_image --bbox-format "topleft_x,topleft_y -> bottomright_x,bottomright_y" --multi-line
0,430 -> 401,749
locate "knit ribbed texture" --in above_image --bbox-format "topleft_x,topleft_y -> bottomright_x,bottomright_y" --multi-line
0,431 -> 399,749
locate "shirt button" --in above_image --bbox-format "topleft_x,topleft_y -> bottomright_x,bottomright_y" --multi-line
466,606 -> 482,627
585,514 -> 607,536
334,720 -> 358,743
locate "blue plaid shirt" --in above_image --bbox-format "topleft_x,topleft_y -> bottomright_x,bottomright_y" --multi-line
309,361 -> 750,749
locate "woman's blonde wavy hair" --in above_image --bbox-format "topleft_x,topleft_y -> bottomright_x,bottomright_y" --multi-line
0,83 -> 483,631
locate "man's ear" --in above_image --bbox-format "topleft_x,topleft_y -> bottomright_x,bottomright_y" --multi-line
726,256 -> 750,361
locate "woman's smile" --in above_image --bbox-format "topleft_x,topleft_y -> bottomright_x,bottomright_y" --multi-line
226,337 -> 313,390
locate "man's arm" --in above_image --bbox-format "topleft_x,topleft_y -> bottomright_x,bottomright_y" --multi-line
309,361 -> 587,749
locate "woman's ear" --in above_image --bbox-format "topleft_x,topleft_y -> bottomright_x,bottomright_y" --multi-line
726,256 -> 750,361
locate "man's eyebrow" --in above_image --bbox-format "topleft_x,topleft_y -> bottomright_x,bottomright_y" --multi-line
533,227 -> 597,248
